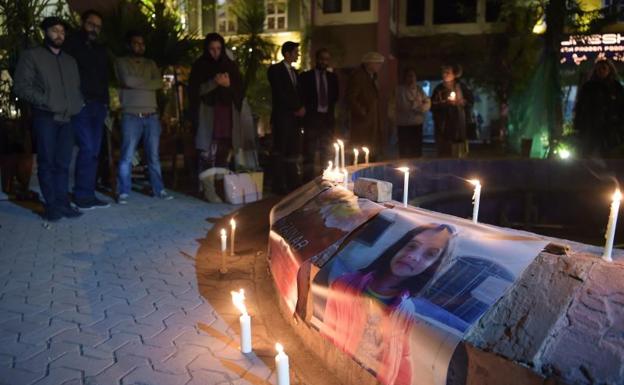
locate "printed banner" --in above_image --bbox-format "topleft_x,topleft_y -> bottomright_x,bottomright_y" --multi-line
269,186 -> 384,311
308,207 -> 548,385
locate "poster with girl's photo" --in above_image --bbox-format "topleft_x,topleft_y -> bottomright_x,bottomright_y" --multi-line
269,186 -> 383,312
310,207 -> 548,385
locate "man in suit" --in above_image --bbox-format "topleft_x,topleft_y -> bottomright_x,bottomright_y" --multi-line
268,41 -> 305,194
300,48 -> 339,182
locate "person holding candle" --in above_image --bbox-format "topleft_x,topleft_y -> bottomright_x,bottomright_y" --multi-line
189,33 -> 245,174
300,48 -> 339,182
431,64 -> 474,158
392,68 -> 431,158
321,224 -> 459,385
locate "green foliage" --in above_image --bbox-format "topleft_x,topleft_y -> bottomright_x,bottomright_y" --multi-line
228,0 -> 275,117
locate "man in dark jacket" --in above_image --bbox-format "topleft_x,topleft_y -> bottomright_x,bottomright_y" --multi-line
267,41 -> 305,193
64,9 -> 110,209
13,17 -> 84,221
299,48 -> 339,182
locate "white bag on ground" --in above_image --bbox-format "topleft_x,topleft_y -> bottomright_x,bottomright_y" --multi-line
198,167 -> 230,203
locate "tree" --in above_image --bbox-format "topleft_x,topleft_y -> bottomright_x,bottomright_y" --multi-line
229,0 -> 275,119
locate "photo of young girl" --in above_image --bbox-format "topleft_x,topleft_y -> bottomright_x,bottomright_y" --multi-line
320,223 -> 457,385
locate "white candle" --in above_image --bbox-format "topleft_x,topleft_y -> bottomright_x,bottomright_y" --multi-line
603,189 -> 621,262
353,148 -> 359,166
275,343 -> 290,385
362,147 -> 370,164
337,139 -> 345,170
231,289 -> 252,353
343,169 -> 349,187
397,167 -> 410,207
469,179 -> 481,224
230,219 -> 236,257
333,143 -> 339,168
220,228 -> 228,273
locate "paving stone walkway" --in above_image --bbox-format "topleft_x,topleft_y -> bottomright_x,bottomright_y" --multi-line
0,192 -> 275,385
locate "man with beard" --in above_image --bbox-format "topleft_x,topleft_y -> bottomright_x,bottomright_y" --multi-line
64,9 -> 111,210
115,31 -> 171,204
13,17 -> 84,221
299,48 -> 339,182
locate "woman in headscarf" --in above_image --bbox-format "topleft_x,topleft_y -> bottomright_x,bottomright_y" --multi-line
189,33 -> 244,171
431,64 -> 474,158
574,59 -> 624,157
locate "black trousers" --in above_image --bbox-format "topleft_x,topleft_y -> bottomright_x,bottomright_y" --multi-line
303,112 -> 333,182
397,124 -> 423,158
32,109 -> 74,209
271,113 -> 303,194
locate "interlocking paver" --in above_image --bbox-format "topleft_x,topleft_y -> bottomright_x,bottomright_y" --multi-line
1,191 -> 275,385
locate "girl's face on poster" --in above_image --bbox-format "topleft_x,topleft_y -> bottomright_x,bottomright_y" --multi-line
390,229 -> 451,277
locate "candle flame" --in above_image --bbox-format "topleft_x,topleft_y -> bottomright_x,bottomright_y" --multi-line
468,179 -> 481,187
275,342 -> 284,353
362,147 -> 369,154
396,167 -> 409,173
337,139 -> 344,147
613,189 -> 622,202
353,148 -> 359,155
230,218 -> 236,229
231,288 -> 247,316
220,228 -> 226,237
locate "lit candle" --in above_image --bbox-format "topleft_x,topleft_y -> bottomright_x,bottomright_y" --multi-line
333,143 -> 339,169
220,228 -> 228,273
353,148 -> 359,166
469,179 -> 481,224
275,343 -> 290,385
362,147 -> 370,164
230,219 -> 236,257
449,91 -> 456,101
343,169 -> 349,187
603,189 -> 621,262
397,167 -> 410,207
231,289 -> 252,353
337,139 -> 345,170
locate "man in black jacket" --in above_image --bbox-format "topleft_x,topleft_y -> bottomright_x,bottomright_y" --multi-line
299,48 -> 339,182
14,17 -> 84,221
64,9 -> 110,209
267,41 -> 305,193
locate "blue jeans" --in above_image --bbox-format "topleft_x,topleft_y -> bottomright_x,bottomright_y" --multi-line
71,101 -> 107,199
117,113 -> 164,195
32,109 -> 74,209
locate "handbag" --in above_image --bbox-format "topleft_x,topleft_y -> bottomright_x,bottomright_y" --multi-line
223,171 -> 263,204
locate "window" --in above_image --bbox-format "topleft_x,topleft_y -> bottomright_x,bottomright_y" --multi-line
216,2 -> 237,34
485,0 -> 502,22
604,0 -> 624,22
266,0 -> 287,30
406,0 -> 425,26
433,0 -> 477,24
351,0 -> 370,12
323,0 -> 342,13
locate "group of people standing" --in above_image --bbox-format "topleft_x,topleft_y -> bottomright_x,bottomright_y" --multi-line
14,12 -> 172,222
266,41 -> 476,194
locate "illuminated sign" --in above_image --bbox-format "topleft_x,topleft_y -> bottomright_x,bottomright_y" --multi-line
560,33 -> 624,66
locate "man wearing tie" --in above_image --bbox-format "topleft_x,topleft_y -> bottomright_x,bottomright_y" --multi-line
268,41 -> 305,194
300,48 -> 339,182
